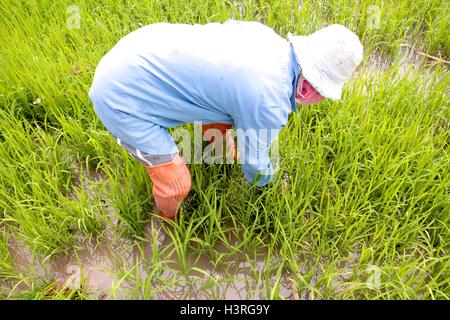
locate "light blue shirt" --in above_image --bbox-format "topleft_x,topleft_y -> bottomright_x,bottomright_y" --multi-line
89,20 -> 300,186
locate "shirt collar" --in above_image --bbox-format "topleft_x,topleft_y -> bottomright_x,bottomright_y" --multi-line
289,42 -> 301,113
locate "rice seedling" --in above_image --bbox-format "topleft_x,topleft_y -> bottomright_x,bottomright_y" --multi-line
0,0 -> 448,300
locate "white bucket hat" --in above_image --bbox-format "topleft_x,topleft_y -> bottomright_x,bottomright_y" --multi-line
288,24 -> 364,100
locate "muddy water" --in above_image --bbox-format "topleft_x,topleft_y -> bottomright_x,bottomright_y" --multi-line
6,216 -> 297,299
13,161 -> 296,299
5,150 -> 365,299
358,45 -> 442,78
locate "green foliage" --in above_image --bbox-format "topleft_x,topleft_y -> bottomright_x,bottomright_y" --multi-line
0,0 -> 448,299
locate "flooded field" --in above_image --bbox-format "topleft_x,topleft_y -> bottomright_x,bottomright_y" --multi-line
2,46 -> 446,299
6,219 -> 300,299
1,0 -> 448,300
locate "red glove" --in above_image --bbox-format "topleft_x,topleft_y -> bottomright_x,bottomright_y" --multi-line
145,154 -> 191,220
202,123 -> 238,161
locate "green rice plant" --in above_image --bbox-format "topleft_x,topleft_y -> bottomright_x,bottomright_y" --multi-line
0,0 -> 448,300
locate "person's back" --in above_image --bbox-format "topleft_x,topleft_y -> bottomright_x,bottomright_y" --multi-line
89,20 -> 294,130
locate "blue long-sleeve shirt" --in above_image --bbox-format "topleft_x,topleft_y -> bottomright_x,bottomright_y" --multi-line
89,20 -> 300,186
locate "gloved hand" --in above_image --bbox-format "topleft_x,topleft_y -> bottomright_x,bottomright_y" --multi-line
144,154 -> 192,220
202,123 -> 238,161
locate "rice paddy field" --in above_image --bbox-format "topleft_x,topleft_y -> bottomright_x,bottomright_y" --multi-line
0,0 -> 449,300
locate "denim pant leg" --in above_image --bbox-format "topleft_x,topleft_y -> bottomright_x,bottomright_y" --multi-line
113,135 -> 178,166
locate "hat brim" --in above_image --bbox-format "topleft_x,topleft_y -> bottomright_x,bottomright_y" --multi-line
289,34 -> 343,101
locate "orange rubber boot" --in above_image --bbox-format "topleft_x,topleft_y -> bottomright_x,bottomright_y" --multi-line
202,123 -> 238,161
144,154 -> 192,220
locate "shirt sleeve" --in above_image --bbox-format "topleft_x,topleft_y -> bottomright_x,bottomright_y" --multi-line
234,106 -> 284,187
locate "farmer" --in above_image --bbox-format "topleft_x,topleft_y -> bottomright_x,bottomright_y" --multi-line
89,20 -> 363,220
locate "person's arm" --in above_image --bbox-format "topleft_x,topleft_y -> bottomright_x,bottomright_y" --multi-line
238,127 -> 279,187
234,107 -> 284,187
